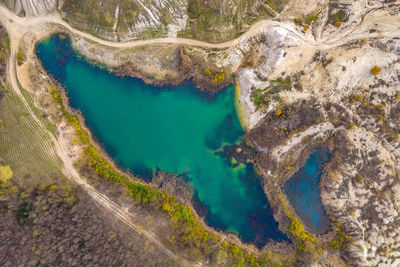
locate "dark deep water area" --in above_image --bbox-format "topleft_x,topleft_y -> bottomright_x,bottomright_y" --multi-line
36,34 -> 288,247
283,148 -> 331,234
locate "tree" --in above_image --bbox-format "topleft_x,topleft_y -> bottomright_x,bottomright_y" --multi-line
0,165 -> 13,182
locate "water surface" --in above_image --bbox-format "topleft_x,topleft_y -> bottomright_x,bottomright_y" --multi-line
283,148 -> 331,234
36,34 -> 288,247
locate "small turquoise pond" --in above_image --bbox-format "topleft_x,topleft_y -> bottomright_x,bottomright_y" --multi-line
36,34 -> 288,247
283,148 -> 331,234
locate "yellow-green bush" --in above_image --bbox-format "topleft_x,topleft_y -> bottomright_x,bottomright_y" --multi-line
0,164 -> 13,182
204,68 -> 212,78
213,72 -> 225,83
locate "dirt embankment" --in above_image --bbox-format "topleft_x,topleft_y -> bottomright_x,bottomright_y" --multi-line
107,47 -> 232,93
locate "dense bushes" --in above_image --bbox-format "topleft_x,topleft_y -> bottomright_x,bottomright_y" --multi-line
0,183 -> 180,265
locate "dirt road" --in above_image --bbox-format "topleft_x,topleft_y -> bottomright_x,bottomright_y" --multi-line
0,5 -> 298,49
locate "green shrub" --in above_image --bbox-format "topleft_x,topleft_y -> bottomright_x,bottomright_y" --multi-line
16,52 -> 25,65
304,14 -> 318,25
293,18 -> 303,25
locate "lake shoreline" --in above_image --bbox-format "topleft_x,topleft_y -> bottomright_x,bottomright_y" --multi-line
33,33 -> 294,255
66,32 -> 235,95
15,22 -> 334,262
283,148 -> 332,235
110,50 -> 233,94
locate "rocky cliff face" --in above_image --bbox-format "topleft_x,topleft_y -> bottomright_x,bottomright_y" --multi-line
0,0 -> 57,17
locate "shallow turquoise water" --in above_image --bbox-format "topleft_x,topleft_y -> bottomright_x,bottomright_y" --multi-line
36,34 -> 288,247
283,148 -> 331,234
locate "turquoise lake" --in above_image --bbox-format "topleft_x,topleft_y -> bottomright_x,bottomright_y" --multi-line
283,148 -> 331,234
36,34 -> 288,247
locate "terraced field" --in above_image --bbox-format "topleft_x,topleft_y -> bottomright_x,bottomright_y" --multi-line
0,84 -> 64,189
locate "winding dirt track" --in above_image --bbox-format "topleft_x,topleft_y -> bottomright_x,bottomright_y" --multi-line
0,5 -> 309,48
0,3 -> 399,266
1,4 -> 399,52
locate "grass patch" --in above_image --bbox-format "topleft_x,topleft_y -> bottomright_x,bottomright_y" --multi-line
251,77 -> 290,110
221,241 -> 290,266
294,13 -> 319,27
20,87 -> 57,135
265,0 -> 291,13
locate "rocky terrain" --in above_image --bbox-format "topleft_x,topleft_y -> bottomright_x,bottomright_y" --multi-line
235,1 -> 400,266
